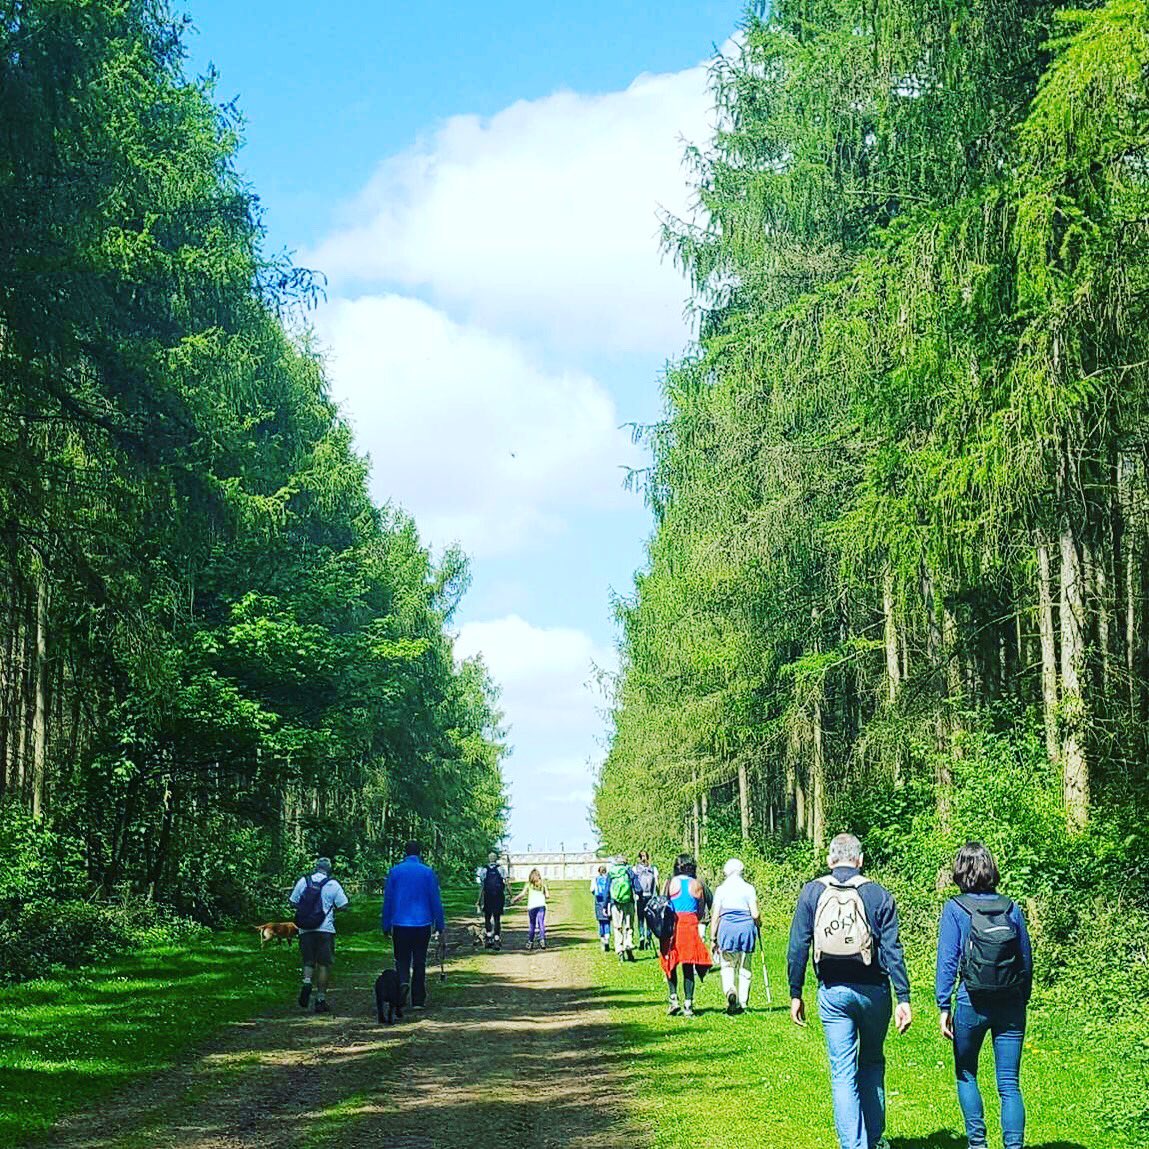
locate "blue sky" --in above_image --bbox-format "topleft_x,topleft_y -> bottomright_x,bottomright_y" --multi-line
182,0 -> 743,849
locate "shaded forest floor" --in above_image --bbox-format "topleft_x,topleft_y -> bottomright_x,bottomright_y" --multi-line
2,886 -> 1131,1148
4,888 -> 649,1149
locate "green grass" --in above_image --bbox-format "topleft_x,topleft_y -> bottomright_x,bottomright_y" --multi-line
2,886 -> 1126,1149
587,888 -> 1130,1149
0,890 -> 473,1148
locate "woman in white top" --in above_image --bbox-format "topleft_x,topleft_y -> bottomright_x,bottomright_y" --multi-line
512,868 -> 550,951
710,858 -> 761,1014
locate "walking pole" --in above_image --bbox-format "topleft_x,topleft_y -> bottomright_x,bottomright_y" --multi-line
757,926 -> 773,1005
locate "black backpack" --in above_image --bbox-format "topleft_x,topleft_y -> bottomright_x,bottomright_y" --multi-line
294,876 -> 330,930
956,895 -> 1027,994
643,894 -> 677,943
482,864 -> 506,900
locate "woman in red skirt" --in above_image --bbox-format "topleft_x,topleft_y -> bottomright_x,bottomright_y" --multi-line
659,853 -> 713,1017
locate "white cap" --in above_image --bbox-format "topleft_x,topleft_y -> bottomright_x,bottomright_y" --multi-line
724,858 -> 744,877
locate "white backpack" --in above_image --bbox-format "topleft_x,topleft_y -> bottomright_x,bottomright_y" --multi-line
813,875 -> 873,965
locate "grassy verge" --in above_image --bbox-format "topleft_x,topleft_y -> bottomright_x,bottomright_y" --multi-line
0,889 -> 475,1148
586,886 -> 1132,1149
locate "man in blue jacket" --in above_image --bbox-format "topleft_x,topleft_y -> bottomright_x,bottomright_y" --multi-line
788,832 -> 912,1149
381,840 -> 446,1009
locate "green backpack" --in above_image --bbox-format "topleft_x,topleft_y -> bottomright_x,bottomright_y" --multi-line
608,864 -> 634,905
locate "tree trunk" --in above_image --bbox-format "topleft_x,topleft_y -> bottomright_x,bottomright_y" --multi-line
1037,532 -> 1060,762
883,567 -> 901,704
737,759 -> 750,841
1060,514 -> 1090,830
811,699 -> 826,851
691,768 -> 701,858
922,563 -> 952,821
784,729 -> 799,842
30,560 -> 49,821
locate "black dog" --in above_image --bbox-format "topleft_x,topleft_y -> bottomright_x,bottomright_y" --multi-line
374,968 -> 403,1025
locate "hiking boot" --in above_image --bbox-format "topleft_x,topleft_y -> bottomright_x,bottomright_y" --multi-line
313,999 -> 331,1014
625,948 -> 637,962
726,991 -> 739,1015
539,940 -> 546,950
526,940 -> 533,951
667,995 -> 681,1016
602,938 -> 610,951
298,983 -> 312,1009
682,1001 -> 695,1018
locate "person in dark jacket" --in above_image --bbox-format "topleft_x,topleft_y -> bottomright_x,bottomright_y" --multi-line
936,842 -> 1033,1149
476,851 -> 508,950
381,840 -> 446,1009
789,832 -> 912,1149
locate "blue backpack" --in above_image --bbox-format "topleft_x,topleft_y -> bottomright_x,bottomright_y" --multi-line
594,874 -> 611,917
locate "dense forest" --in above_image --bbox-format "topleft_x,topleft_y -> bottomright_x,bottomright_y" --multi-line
596,0 -> 1149,1136
0,0 -> 507,942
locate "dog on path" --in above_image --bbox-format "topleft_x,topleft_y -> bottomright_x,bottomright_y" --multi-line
375,968 -> 403,1024
256,922 -> 298,947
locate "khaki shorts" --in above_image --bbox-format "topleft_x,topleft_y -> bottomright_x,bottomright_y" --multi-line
298,930 -> 335,966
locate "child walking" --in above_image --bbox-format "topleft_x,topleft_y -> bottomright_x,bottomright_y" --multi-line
512,868 -> 550,950
591,863 -> 612,951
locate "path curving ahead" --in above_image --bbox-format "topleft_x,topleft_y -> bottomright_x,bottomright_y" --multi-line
38,887 -> 647,1149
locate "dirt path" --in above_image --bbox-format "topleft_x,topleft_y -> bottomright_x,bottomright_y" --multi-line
39,888 -> 648,1149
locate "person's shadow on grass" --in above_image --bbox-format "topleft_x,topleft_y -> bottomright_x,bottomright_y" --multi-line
891,1137 -> 1086,1149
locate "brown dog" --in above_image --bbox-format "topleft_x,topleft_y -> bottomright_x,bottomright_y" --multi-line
256,922 -> 299,947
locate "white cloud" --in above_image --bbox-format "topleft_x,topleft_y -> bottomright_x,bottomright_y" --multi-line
315,295 -> 638,557
455,614 -> 614,735
456,615 -> 614,845
308,65 -> 714,354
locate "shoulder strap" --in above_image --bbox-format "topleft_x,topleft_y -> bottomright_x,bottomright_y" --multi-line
818,874 -> 869,890
956,893 -> 1011,915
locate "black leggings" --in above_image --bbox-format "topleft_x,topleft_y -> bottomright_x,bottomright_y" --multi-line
668,964 -> 697,999
483,896 -> 504,939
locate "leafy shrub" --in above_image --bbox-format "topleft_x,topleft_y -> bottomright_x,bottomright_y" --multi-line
0,898 -> 207,984
0,804 -> 90,914
162,817 -> 283,924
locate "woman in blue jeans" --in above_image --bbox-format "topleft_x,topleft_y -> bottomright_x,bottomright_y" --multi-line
936,842 -> 1033,1149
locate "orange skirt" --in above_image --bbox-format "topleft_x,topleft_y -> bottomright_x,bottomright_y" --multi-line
659,911 -> 713,978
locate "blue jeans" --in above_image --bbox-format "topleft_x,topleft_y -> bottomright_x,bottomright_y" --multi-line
952,996 -> 1026,1149
817,982 -> 893,1149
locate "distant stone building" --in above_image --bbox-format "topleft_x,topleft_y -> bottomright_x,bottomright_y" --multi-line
506,850 -> 602,882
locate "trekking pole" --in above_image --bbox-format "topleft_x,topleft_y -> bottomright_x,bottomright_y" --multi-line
757,927 -> 773,1005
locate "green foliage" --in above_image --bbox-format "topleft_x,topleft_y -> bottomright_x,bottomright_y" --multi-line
0,899 -> 206,984
599,0 -> 1149,1138
0,0 -> 506,928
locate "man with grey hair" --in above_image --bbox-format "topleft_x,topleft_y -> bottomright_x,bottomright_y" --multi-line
788,833 -> 912,1149
289,856 -> 349,1014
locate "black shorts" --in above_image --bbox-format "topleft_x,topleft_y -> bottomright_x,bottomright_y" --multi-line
298,930 -> 335,966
